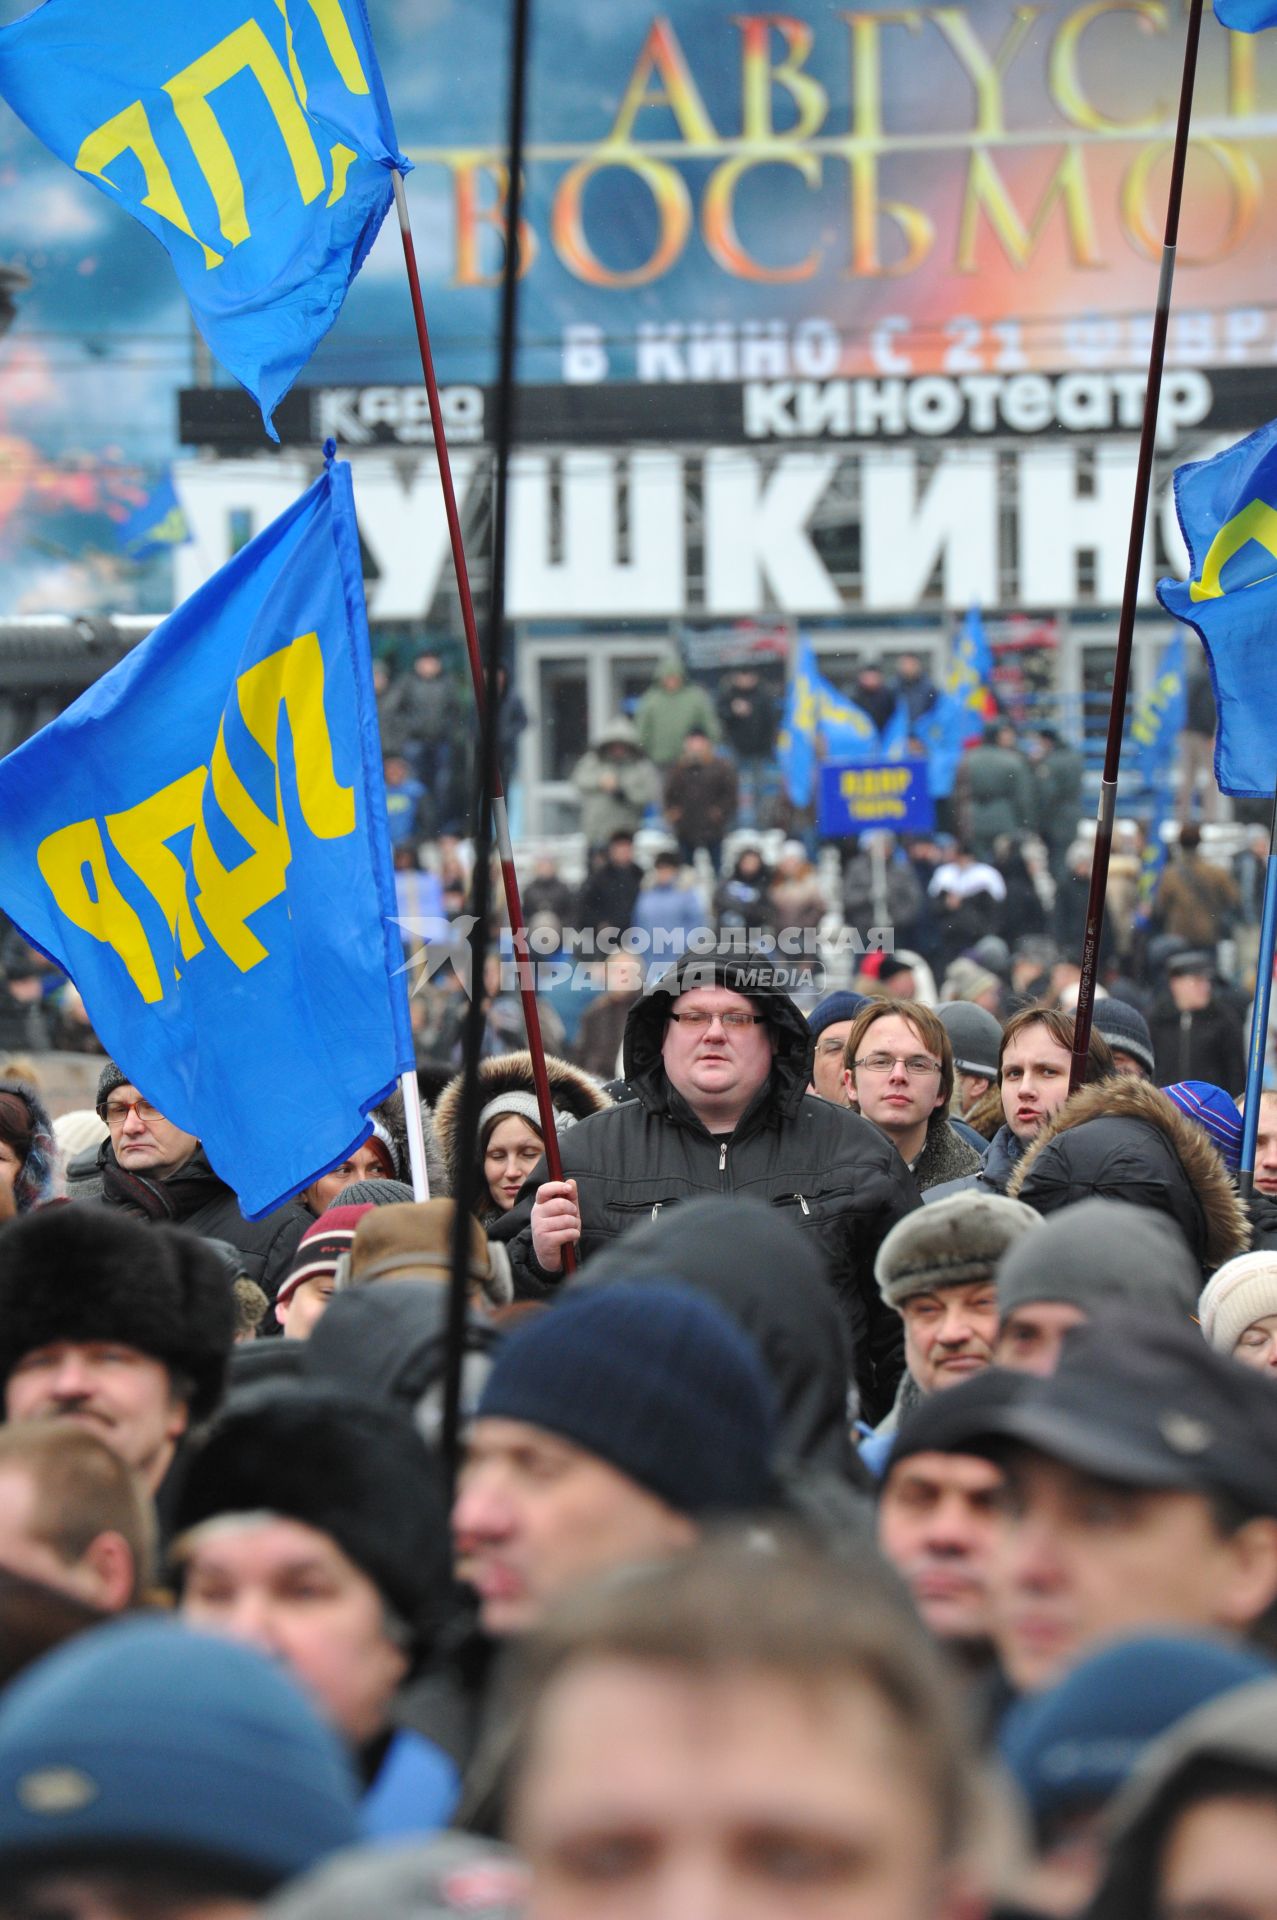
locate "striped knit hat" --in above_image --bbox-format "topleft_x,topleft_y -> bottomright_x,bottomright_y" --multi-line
1163,1081 -> 1244,1172
276,1205 -> 373,1308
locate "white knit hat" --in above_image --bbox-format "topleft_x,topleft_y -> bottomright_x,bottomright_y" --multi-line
1198,1252 -> 1277,1355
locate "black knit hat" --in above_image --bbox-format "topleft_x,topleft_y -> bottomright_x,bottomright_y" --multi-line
476,1282 -> 778,1516
173,1385 -> 453,1646
94,1059 -> 130,1119
1091,998 -> 1156,1077
0,1208 -> 234,1422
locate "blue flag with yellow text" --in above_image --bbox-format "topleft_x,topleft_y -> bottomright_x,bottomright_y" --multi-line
945,607 -> 996,730
1130,630 -> 1187,791
117,473 -> 192,562
778,639 -> 879,807
0,0 -> 406,436
0,447 -> 412,1217
1157,417 -> 1277,797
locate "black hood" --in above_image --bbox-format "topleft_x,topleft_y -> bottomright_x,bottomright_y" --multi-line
621,957 -> 814,1123
577,1195 -> 856,1475
301,1280 -> 498,1422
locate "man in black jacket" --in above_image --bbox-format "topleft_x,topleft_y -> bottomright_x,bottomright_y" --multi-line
1150,950 -> 1246,1094
87,1061 -> 307,1299
497,958 -> 919,1422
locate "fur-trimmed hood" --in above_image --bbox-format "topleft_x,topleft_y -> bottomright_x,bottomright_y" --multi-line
370,1086 -> 449,1198
434,1051 -> 613,1213
0,1079 -> 60,1212
1007,1075 -> 1249,1274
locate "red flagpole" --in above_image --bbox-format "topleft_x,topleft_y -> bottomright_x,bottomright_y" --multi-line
390,171 -> 569,1214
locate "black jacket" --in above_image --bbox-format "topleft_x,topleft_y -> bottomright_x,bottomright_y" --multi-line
1149,992 -> 1246,1095
1007,1076 -> 1250,1275
83,1142 -> 308,1298
496,960 -> 920,1422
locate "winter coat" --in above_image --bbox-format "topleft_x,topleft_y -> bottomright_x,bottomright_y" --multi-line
577,1194 -> 861,1479
373,1086 -> 450,1200
1034,743 -> 1085,848
495,959 -> 921,1423
85,1142 -> 308,1297
633,876 -> 707,966
911,1113 -> 983,1192
635,658 -> 721,767
925,1121 -> 1024,1203
571,721 -> 662,845
716,679 -> 779,758
361,1728 -> 459,1841
578,860 -> 644,940
1154,853 -> 1240,947
663,755 -> 739,842
379,671 -> 460,750
1007,1076 -> 1250,1275
434,1051 -> 613,1228
841,853 -> 924,942
1149,991 -> 1246,1096
955,745 -> 1036,857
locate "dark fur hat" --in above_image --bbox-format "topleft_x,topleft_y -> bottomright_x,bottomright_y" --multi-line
172,1384 -> 453,1644
0,1208 -> 234,1422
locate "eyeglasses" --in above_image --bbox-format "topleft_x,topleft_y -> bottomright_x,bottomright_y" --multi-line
103,1096 -> 161,1127
668,1010 -> 765,1030
853,1053 -> 941,1077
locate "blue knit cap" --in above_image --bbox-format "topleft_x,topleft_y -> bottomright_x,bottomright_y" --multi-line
477,1282 -> 777,1515
1163,1080 -> 1244,1172
0,1617 -> 360,1892
1001,1632 -> 1272,1838
807,991 -> 868,1042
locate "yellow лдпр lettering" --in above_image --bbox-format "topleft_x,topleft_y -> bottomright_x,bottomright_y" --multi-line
37,632 -> 355,1002
75,0 -> 371,267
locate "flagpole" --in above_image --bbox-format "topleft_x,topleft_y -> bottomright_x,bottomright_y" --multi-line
1069,0 -> 1205,1094
398,1068 -> 432,1199
1239,781 -> 1277,1200
435,0 -> 551,1491
389,171 -> 567,1196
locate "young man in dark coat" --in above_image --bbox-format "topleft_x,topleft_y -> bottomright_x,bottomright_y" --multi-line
497,956 -> 920,1422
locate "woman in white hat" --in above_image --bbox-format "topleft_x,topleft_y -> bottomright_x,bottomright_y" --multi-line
1198,1251 -> 1277,1374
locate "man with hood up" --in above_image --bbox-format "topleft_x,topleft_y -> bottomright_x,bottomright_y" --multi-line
570,717 -> 662,848
496,957 -> 920,1422
634,651 -> 720,768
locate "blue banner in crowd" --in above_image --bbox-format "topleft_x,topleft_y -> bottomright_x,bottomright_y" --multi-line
117,473 -> 192,561
818,760 -> 935,837
778,638 -> 879,807
1130,630 -> 1187,791
0,0 -> 405,436
0,446 -> 412,1218
1157,416 -> 1277,797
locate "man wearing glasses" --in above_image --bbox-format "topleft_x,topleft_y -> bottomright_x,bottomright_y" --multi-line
90,1061 -> 307,1303
499,958 -> 920,1423
841,1001 -> 982,1192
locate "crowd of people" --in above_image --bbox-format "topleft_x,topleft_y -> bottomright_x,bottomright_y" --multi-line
1,627 -> 1276,1919
0,813 -> 1275,1918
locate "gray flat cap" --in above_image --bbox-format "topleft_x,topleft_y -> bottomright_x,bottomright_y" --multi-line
875,1190 -> 1042,1308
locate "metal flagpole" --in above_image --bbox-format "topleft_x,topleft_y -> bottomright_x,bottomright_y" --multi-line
389,172 -> 566,1193
398,1068 -> 432,1200
1069,0 -> 1206,1093
1238,783 -> 1277,1201
437,0 -> 550,1493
